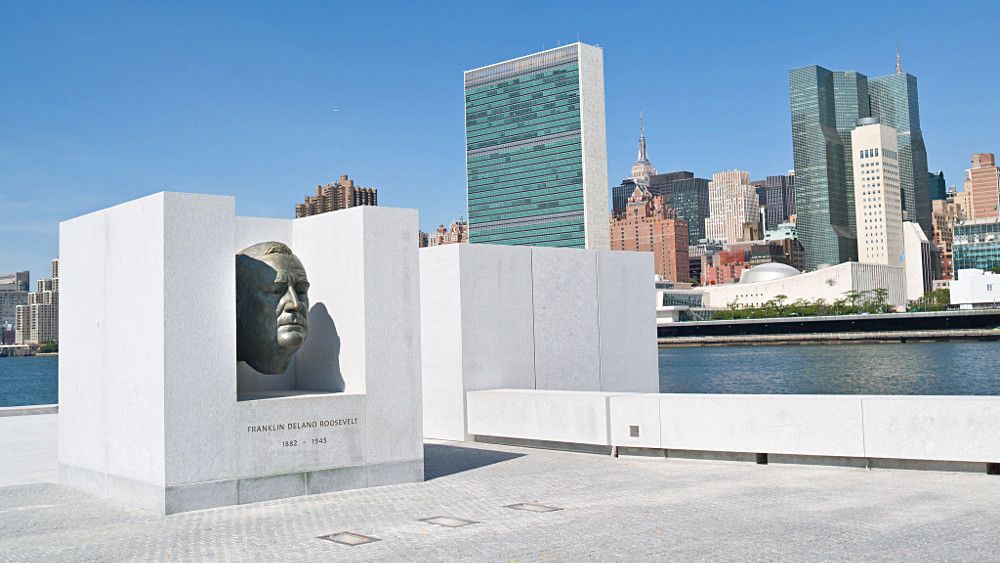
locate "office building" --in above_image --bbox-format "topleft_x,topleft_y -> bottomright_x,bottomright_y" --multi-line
618,170 -> 709,244
0,289 -> 28,329
851,118 -> 904,266
789,65 -> 861,268
610,187 -> 689,282
964,153 -> 1000,219
763,221 -> 804,271
669,176 -> 711,243
465,43 -> 609,249
611,178 -> 641,217
0,270 -> 30,328
903,221 -> 932,300
789,55 -> 930,268
760,174 -> 796,230
417,231 -> 430,248
15,259 -> 59,345
647,171 -> 694,202
0,271 -> 29,292
928,171 -> 946,201
295,174 -> 378,218
953,218 -> 1000,273
705,169 -> 758,244
931,197 -> 968,280
868,58 -> 931,235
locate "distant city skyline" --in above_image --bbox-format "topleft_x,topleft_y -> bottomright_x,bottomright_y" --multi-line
2,2 -> 998,277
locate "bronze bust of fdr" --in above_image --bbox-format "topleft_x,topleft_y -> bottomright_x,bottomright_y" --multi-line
236,242 -> 310,374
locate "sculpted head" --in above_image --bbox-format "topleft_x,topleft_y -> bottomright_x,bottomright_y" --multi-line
236,242 -> 309,374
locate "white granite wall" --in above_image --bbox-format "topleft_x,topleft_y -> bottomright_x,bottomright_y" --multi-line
59,195 -> 423,514
420,245 -> 657,441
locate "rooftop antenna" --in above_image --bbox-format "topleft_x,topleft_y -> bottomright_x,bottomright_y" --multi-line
895,39 -> 903,74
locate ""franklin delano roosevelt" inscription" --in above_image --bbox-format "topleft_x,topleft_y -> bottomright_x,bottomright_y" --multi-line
247,417 -> 359,434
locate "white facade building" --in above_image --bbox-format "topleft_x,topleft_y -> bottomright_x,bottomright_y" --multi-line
698,261 -> 907,309
851,118 -> 904,266
705,169 -> 758,244
902,221 -> 932,301
951,268 -> 1000,309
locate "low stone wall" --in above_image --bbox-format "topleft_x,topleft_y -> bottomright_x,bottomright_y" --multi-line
467,390 -> 1000,468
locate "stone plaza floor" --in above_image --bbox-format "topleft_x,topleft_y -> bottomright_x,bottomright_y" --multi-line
2,414 -> 1000,560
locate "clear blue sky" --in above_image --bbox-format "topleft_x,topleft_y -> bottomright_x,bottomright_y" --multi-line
2,1 -> 997,280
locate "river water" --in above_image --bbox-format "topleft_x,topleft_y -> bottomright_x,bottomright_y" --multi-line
2,342 -> 1000,407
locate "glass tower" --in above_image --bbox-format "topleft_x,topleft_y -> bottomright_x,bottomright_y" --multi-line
789,65 -> 856,269
869,72 -> 931,235
789,62 -> 931,270
464,43 -> 609,248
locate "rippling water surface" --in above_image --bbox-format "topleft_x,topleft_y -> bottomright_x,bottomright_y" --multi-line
0,356 -> 58,407
660,342 -> 1000,395
2,342 -> 1000,407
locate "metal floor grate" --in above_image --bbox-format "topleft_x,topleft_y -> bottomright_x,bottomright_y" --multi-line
419,516 -> 479,528
317,531 -> 381,546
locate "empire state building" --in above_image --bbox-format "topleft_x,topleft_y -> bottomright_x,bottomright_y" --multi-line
631,113 -> 657,187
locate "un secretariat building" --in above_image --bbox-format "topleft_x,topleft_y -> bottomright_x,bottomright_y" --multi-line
464,43 -> 609,249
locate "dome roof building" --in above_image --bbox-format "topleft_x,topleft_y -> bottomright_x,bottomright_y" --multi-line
738,261 -> 801,284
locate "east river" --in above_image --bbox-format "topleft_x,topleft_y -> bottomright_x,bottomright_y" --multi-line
2,342 -> 1000,407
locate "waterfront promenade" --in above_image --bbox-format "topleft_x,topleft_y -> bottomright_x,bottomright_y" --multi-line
3,414 -> 1000,559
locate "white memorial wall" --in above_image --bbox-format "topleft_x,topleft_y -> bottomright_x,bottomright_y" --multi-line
419,244 -> 659,441
59,192 -> 423,514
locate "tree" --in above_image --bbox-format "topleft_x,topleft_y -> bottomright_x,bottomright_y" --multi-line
990,265 -> 1000,275
844,290 -> 863,310
871,288 -> 889,313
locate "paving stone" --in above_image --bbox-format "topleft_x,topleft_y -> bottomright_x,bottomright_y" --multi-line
2,418 -> 1000,559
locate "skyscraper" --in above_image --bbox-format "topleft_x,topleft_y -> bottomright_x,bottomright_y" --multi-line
611,178 -> 640,217
295,175 -> 377,218
869,57 -> 931,235
789,53 -> 930,269
630,113 -> 656,187
669,177 -> 711,243
763,174 -> 796,230
705,169 -> 758,244
851,118 -> 903,266
931,197 -> 967,280
928,171 -> 946,201
965,153 -> 1000,219
609,187 -> 689,282
789,65 -> 856,269
464,43 -> 609,249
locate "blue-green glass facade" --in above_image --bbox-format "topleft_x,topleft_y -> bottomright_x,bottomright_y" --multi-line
789,65 -> 857,269
954,219 -> 1000,274
870,73 -> 932,236
669,177 -> 711,243
928,171 -> 946,201
465,45 -> 587,247
789,64 -> 931,270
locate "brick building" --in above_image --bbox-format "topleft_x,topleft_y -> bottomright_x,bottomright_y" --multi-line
610,187 -> 689,282
428,221 -> 469,247
702,250 -> 749,286
295,174 -> 377,218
